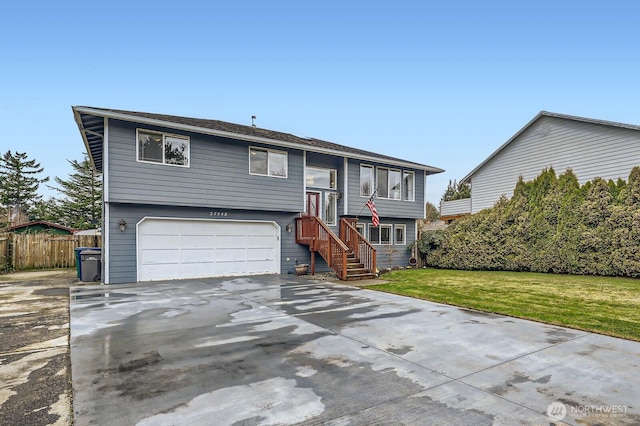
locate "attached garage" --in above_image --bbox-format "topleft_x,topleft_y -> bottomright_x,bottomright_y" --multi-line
137,217 -> 280,282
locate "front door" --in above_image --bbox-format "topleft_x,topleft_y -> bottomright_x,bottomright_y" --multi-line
306,192 -> 320,217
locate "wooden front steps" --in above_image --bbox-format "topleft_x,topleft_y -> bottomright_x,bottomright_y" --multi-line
345,251 -> 375,281
295,216 -> 376,281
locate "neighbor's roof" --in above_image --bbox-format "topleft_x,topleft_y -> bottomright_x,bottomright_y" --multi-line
5,220 -> 77,233
461,111 -> 640,183
72,106 -> 445,175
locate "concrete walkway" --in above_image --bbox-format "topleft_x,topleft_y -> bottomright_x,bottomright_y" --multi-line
70,275 -> 640,425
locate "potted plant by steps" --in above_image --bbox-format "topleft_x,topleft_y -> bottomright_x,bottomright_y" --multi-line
294,260 -> 308,276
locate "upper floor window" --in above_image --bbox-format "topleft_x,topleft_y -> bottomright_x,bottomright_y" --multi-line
378,167 -> 402,200
138,129 -> 189,167
249,147 -> 287,178
360,165 -> 374,196
403,171 -> 415,201
306,167 -> 336,189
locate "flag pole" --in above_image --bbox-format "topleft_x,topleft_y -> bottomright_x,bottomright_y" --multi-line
356,187 -> 378,220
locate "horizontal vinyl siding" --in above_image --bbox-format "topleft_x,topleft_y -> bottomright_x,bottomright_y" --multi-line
471,116 -> 640,213
374,218 -> 416,268
306,152 -> 345,219
107,120 -> 303,212
346,159 -> 424,219
440,198 -> 471,216
107,203 -> 313,284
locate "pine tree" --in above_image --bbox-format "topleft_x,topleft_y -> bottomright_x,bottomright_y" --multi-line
0,151 -> 49,223
425,201 -> 440,221
52,157 -> 102,229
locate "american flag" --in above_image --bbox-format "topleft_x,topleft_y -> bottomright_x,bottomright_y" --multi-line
366,197 -> 379,227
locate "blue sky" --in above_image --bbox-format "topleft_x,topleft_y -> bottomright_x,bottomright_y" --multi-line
2,1 -> 639,207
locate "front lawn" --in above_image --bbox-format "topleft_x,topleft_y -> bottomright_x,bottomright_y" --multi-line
370,268 -> 640,341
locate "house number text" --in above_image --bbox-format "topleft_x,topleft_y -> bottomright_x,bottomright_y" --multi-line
210,211 -> 228,217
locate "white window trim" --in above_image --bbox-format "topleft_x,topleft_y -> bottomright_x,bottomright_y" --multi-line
403,171 -> 415,201
395,224 -> 406,245
369,223 -> 392,245
306,166 -> 337,189
356,223 -> 366,238
360,164 -> 375,197
324,192 -> 337,226
377,166 -> 402,200
249,146 -> 288,178
136,128 -> 190,167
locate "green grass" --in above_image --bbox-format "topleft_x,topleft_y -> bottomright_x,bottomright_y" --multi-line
370,268 -> 640,341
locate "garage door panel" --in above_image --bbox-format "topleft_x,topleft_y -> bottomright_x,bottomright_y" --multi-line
215,235 -> 246,248
180,249 -> 215,263
181,262 -> 216,278
138,219 -> 279,282
143,264 -> 181,280
215,261 -> 248,275
215,223 -> 245,235
248,235 -> 277,247
142,220 -> 181,235
181,221 -> 215,235
180,235 -> 215,249
140,249 -> 180,264
248,224 -> 277,235
139,235 -> 181,249
215,248 -> 247,262
247,247 -> 277,260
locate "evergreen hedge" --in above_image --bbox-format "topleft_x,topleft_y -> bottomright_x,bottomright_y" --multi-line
424,167 -> 640,277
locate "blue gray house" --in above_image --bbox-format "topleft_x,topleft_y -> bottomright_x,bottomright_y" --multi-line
72,106 -> 443,284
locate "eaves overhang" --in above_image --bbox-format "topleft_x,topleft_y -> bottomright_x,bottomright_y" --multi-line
72,106 -> 445,175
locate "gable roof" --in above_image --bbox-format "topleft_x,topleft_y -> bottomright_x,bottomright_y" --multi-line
5,220 -> 77,234
72,106 -> 444,175
461,111 -> 640,183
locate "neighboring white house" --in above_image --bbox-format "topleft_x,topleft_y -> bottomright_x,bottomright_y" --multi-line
441,111 -> 640,221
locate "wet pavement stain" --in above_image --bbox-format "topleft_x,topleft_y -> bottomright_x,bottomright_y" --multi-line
386,345 -> 413,355
545,327 -> 580,344
487,372 -> 552,396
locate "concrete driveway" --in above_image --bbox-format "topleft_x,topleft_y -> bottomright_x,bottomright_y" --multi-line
70,275 -> 640,425
0,269 -> 74,426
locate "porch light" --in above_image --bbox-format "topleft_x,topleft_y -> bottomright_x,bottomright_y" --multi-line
286,224 -> 292,234
118,219 -> 127,232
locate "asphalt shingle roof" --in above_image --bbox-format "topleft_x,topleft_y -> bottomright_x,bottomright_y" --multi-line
75,106 -> 443,173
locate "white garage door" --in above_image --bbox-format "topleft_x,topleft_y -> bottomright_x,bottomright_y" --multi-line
137,218 -> 280,282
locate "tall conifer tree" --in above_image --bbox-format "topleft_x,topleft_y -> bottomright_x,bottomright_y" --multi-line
52,156 -> 102,229
0,151 -> 49,224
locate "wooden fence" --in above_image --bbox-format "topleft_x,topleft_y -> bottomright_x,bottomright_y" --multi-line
0,233 -> 102,272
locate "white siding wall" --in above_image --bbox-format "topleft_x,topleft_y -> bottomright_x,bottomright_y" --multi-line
470,116 -> 640,213
440,198 -> 471,217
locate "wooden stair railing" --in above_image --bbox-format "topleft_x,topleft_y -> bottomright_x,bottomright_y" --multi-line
340,218 -> 376,277
295,216 -> 349,280
295,216 -> 377,280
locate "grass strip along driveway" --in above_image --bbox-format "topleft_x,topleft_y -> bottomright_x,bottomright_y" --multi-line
371,268 -> 640,341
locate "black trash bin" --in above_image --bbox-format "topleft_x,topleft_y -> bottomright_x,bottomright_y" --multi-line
80,250 -> 102,282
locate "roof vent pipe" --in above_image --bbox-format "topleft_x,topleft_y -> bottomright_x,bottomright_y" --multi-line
251,115 -> 256,127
